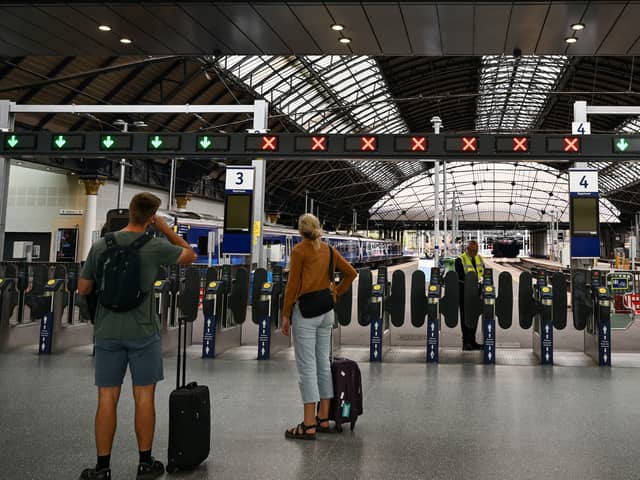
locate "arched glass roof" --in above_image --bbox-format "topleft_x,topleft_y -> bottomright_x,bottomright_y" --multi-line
370,162 -> 620,224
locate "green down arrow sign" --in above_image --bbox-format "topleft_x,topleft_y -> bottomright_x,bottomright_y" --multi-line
150,136 -> 163,149
54,135 -> 67,148
6,135 -> 19,148
102,135 -> 115,149
616,138 -> 630,152
199,136 -> 212,149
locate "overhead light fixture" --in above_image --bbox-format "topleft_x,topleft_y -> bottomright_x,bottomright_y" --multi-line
339,37 -> 351,44
120,38 -> 132,44
98,25 -> 111,32
331,24 -> 344,31
565,37 -> 577,44
571,23 -> 585,31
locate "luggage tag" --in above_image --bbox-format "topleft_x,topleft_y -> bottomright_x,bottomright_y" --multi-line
341,402 -> 351,418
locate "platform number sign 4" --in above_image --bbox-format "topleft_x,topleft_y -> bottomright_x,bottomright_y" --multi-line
579,175 -> 589,189
571,121 -> 591,135
569,170 -> 598,195
225,167 -> 254,192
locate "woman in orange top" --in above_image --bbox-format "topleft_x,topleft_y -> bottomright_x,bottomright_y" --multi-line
282,214 -> 357,440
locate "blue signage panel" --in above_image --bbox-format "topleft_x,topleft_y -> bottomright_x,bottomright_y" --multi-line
540,318 -> 553,365
427,318 -> 438,363
39,312 -> 53,354
598,319 -> 611,367
202,314 -> 216,358
370,318 -> 382,362
483,319 -> 496,364
258,315 -> 271,360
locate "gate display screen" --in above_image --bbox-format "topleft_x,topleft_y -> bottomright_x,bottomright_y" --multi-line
224,195 -> 251,231
571,197 -> 598,235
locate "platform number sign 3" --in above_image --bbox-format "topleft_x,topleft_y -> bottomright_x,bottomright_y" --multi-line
225,167 -> 255,192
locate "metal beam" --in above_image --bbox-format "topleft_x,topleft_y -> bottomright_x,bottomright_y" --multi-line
17,57 -> 75,105
0,56 -> 182,93
12,104 -> 257,115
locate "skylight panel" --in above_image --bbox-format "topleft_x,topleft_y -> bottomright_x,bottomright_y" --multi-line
476,55 -> 568,132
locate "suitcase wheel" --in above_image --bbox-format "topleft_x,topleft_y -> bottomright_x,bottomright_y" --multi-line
350,421 -> 357,430
335,423 -> 343,433
166,464 -> 178,474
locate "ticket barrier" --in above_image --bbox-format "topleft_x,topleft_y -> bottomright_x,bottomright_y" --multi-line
358,267 -> 405,362
154,267 -> 180,353
410,267 -> 458,363
332,271 -> 353,350
573,270 -> 612,366
200,264 -> 249,358
0,264 -> 37,351
463,269 -> 513,364
252,266 -> 289,360
519,269 -> 567,365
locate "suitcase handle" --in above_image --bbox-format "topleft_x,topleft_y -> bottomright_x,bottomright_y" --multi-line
176,316 -> 188,389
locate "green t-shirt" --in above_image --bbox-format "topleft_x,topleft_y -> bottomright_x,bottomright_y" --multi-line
81,231 -> 183,340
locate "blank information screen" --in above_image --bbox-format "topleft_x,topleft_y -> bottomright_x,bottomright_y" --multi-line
571,197 -> 598,235
225,195 -> 251,231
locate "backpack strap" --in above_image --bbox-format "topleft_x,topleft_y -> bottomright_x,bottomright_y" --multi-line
130,232 -> 153,251
104,233 -> 117,248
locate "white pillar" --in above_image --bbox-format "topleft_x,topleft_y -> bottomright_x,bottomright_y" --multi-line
80,178 -> 103,261
251,99 -> 269,269
434,162 -> 440,264
0,157 -> 10,261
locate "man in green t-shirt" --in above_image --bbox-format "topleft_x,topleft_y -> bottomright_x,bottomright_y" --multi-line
78,193 -> 196,480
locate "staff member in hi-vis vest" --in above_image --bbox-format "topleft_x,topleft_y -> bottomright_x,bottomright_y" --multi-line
455,240 -> 484,351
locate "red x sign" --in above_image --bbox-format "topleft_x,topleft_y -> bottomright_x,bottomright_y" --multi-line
411,136 -> 427,151
262,136 -> 277,151
462,137 -> 477,151
512,137 -> 528,152
564,137 -> 579,152
361,136 -> 376,151
311,136 -> 326,151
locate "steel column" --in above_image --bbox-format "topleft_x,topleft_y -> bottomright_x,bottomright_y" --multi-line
251,99 -> 269,270
0,157 -> 10,260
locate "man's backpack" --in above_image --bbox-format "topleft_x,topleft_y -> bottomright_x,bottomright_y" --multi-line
96,232 -> 153,312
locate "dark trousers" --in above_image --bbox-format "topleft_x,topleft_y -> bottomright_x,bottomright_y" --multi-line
459,287 -> 478,344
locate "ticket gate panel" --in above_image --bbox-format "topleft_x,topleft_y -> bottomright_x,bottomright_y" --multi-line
441,271 -> 459,328
387,270 -> 405,328
551,272 -> 567,330
463,272 -> 482,329
572,271 -> 590,331
410,270 -> 427,328
251,268 -> 268,325
518,272 -> 536,329
493,272 -> 512,329
335,284 -> 352,326
357,268 -> 373,326
229,267 -> 249,325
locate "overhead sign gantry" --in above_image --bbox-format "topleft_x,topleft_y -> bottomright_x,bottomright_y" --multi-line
2,132 -> 640,161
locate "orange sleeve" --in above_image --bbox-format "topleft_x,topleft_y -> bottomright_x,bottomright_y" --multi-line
334,249 -> 357,297
283,246 -> 304,318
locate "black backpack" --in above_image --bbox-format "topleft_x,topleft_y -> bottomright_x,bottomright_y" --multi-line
96,232 -> 153,312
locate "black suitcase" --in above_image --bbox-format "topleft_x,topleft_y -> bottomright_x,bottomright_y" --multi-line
328,356 -> 363,432
167,317 -> 211,473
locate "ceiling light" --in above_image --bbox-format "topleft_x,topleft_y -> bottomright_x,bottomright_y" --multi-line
571,23 -> 585,31
120,38 -> 132,44
331,24 -> 344,31
98,25 -> 111,32
565,37 -> 577,44
339,37 -> 351,44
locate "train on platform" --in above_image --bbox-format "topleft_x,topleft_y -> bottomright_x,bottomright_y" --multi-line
152,209 -> 408,268
490,237 -> 523,258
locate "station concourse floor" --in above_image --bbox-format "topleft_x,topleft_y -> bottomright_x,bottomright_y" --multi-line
3,347 -> 640,480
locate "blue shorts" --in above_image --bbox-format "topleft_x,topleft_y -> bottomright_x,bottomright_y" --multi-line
94,333 -> 164,387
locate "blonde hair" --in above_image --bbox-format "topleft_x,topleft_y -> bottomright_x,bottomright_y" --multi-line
298,213 -> 322,250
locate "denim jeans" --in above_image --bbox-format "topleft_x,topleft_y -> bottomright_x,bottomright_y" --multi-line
291,304 -> 334,404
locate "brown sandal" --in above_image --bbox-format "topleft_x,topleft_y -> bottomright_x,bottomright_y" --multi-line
285,422 -> 316,440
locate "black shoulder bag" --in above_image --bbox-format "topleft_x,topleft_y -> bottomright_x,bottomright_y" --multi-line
297,246 -> 335,318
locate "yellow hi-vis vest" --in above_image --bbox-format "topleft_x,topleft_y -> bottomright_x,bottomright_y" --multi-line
459,252 -> 484,279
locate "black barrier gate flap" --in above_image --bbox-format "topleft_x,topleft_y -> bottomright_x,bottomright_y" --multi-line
571,270 -> 591,331
552,272 -> 568,330
4,264 -> 17,279
335,284 -> 352,326
53,264 -> 66,280
464,272 -> 482,329
357,268 -> 373,326
251,268 -> 268,324
178,267 -> 200,323
387,270 -> 405,327
496,271 -> 513,329
410,270 -> 427,327
27,265 -> 50,319
441,270 -> 459,328
518,272 -> 536,329
229,267 -> 249,324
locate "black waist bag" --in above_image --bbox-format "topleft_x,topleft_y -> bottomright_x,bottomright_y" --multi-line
298,246 -> 334,319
